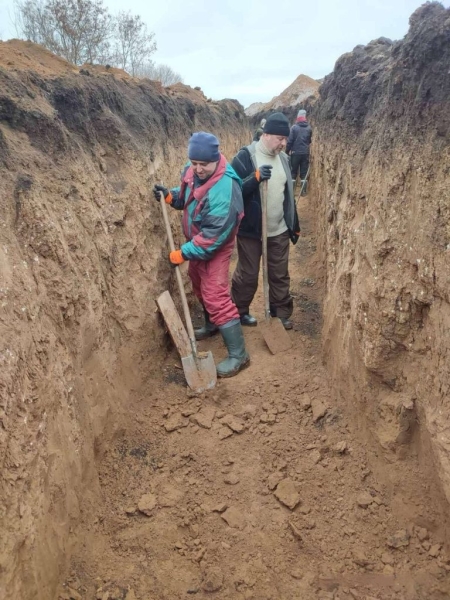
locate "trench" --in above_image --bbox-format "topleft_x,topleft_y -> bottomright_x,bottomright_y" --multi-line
55,188 -> 450,600
2,9 -> 450,597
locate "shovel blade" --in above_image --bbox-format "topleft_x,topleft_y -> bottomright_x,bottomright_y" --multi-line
181,350 -> 217,393
260,318 -> 292,354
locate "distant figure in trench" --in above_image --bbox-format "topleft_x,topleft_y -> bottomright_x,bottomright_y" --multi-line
253,118 -> 266,142
286,109 -> 312,195
153,132 -> 250,378
230,112 -> 301,330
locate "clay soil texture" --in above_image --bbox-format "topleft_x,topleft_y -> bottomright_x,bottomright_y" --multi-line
60,195 -> 450,600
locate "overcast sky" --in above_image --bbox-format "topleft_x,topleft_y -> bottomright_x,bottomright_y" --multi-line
1,0 -> 449,107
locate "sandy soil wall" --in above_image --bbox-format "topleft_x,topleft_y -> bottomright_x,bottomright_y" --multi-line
0,41 -> 250,600
311,3 -> 450,508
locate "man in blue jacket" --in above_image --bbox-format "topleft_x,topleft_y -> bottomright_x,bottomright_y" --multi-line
286,109 -> 312,194
153,132 -> 250,378
230,113 -> 300,330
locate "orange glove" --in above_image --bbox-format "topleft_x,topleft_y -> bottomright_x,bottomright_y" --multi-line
169,249 -> 185,265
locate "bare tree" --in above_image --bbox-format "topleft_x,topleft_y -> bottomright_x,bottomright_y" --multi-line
137,62 -> 183,86
14,0 -> 53,47
113,12 -> 156,76
14,0 -> 113,65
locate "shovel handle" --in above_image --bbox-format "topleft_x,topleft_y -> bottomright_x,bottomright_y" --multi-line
261,180 -> 271,321
159,191 -> 198,355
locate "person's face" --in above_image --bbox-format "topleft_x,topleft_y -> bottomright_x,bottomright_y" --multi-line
191,160 -> 218,180
262,133 -> 287,154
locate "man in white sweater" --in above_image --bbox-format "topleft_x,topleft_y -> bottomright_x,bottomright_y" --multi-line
231,113 -> 300,330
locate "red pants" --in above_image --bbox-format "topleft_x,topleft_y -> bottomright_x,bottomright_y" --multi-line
188,237 -> 239,326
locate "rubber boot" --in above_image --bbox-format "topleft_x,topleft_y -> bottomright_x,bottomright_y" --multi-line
194,306 -> 219,341
216,319 -> 250,378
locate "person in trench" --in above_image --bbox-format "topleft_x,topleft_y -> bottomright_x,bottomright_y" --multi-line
230,112 -> 300,330
153,132 -> 250,378
286,109 -> 312,195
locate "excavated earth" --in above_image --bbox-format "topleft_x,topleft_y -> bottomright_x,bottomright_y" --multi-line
0,3 -> 450,597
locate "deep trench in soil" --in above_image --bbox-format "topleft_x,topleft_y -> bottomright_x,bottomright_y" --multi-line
59,193 -> 450,600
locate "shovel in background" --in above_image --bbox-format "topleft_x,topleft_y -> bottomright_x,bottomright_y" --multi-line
156,191 -> 217,393
259,180 -> 293,354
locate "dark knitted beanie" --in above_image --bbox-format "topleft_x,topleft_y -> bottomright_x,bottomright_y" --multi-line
263,112 -> 290,136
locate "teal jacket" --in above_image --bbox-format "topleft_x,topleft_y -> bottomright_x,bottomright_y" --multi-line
170,160 -> 244,261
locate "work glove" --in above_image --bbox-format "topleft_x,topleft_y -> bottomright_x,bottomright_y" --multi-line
169,249 -> 185,266
255,164 -> 273,182
153,184 -> 172,204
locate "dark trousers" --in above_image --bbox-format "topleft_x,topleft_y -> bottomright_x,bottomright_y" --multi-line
290,153 -> 310,180
231,231 -> 293,319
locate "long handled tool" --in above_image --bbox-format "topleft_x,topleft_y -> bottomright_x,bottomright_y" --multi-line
259,180 -> 293,354
156,192 -> 217,392
299,163 -> 310,197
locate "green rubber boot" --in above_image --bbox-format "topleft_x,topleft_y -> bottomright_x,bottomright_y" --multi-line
216,320 -> 250,378
194,306 -> 219,341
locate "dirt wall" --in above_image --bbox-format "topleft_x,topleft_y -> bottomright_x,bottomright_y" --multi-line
0,40 -> 249,600
311,2 -> 450,511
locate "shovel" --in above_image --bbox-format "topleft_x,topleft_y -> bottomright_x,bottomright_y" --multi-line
299,163 -> 311,197
259,180 -> 293,354
156,191 -> 217,392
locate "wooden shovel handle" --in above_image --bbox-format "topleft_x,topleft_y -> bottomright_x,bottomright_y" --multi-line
159,191 -> 198,355
261,180 -> 271,321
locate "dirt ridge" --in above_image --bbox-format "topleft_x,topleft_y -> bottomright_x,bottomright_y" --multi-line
0,40 -> 249,600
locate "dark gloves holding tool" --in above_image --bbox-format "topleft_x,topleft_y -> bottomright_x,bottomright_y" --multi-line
255,164 -> 273,182
153,184 -> 172,204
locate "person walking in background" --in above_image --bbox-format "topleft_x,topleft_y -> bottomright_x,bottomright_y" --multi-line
253,118 -> 266,141
230,113 -> 300,330
153,132 -> 250,378
286,109 -> 312,195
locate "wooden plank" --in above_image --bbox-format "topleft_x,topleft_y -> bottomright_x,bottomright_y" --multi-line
156,290 -> 191,359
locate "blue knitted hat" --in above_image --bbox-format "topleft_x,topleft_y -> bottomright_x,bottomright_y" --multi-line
188,132 -> 220,162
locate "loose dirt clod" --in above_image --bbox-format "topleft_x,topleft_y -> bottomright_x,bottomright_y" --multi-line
274,479 -> 301,510
221,507 -> 246,530
137,494 -> 157,516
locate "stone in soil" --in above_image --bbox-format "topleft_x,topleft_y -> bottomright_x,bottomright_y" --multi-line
274,479 -> 301,510
202,567 -> 224,592
387,529 -> 410,549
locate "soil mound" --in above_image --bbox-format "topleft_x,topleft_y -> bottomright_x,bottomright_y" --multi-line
246,74 -> 319,123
